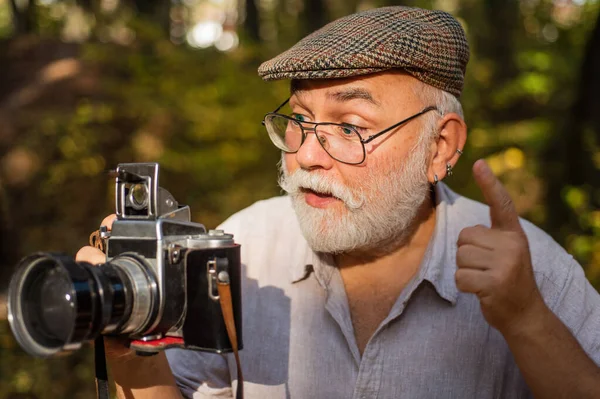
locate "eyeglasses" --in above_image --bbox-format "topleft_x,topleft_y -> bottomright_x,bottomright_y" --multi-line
262,99 -> 438,165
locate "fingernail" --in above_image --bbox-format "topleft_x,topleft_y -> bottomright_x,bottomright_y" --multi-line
476,159 -> 492,175
473,159 -> 485,173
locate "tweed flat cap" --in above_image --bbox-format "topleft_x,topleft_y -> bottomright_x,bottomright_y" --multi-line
258,6 -> 470,97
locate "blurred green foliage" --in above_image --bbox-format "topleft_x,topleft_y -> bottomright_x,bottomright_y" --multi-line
0,320 -> 95,398
0,0 -> 599,398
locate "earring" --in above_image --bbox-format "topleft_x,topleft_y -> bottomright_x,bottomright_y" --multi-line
433,174 -> 438,186
456,149 -> 463,155
446,163 -> 453,177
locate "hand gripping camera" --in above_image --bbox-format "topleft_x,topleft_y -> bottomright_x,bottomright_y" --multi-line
7,163 -> 242,357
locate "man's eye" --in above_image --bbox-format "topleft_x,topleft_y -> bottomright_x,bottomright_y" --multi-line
341,124 -> 362,135
293,114 -> 306,122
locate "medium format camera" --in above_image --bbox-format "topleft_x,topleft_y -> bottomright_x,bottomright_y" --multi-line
7,163 -> 242,357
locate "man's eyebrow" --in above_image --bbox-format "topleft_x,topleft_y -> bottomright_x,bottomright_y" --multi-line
327,87 -> 381,107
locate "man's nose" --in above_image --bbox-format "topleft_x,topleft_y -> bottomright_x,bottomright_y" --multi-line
295,130 -> 334,170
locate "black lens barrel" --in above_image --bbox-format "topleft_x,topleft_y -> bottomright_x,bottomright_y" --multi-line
87,264 -> 133,335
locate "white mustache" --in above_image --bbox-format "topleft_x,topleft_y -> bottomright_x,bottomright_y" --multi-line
278,168 -> 365,210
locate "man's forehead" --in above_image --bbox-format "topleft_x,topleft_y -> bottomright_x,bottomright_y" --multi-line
291,83 -> 379,107
290,71 -> 420,106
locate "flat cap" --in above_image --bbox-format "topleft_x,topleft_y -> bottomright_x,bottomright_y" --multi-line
258,6 -> 470,97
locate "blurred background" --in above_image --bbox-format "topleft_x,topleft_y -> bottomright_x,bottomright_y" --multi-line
0,0 -> 598,397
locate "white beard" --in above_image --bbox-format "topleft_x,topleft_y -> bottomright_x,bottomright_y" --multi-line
278,139 -> 431,255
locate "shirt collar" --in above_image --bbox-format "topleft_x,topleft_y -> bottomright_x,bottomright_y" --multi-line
420,182 -> 459,304
289,183 -> 459,305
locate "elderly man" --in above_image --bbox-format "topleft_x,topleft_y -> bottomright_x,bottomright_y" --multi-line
77,5 -> 600,399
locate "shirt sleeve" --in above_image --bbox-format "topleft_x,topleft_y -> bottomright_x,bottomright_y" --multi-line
166,347 -> 234,399
549,257 -> 600,365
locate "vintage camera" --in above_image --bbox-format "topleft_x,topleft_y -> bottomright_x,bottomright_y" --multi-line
7,163 -> 242,357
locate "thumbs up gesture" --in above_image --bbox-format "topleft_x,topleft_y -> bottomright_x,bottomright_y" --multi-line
456,160 -> 545,335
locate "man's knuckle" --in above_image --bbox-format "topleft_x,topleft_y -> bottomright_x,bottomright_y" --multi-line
75,245 -> 104,264
500,195 -> 515,214
458,227 -> 475,243
75,246 -> 92,261
456,246 -> 466,262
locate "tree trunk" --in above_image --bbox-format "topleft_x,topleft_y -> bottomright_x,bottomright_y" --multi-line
564,11 -> 600,186
302,0 -> 328,36
0,182 -> 17,295
482,0 -> 520,83
131,0 -> 171,37
9,0 -> 36,36
243,0 -> 260,42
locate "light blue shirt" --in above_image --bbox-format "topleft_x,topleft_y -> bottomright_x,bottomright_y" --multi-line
166,183 -> 600,398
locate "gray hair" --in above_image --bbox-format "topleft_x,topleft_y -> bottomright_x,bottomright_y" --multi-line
412,82 -> 464,146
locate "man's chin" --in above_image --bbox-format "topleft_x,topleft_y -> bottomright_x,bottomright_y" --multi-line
291,201 -> 357,253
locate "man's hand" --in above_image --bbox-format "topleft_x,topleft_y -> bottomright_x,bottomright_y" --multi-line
455,160 -> 545,335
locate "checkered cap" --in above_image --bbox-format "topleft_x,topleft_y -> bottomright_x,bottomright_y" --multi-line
258,6 -> 470,97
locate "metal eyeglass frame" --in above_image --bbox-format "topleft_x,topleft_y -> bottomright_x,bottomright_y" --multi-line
262,98 -> 439,165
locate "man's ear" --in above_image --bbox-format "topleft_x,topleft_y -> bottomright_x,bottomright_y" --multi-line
427,112 -> 467,183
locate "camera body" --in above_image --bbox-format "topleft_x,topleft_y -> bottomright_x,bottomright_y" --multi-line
8,163 -> 242,357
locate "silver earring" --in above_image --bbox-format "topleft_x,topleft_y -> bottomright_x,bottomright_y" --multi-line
446,163 -> 453,177
433,174 -> 438,186
456,149 -> 463,155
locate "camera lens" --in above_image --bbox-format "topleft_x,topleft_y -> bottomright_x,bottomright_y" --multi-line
7,253 -> 151,357
28,266 -> 76,342
9,254 -> 94,356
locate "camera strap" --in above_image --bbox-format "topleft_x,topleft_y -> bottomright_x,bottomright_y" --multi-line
217,280 -> 244,399
95,336 -> 110,399
89,230 -> 111,399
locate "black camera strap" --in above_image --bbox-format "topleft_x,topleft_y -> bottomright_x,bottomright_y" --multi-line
89,231 -> 111,399
95,336 -> 110,399
217,279 -> 244,399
